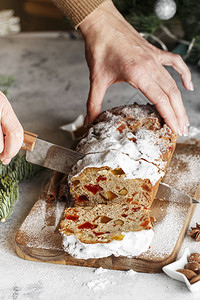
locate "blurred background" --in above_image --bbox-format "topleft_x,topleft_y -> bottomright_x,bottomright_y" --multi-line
0,0 -> 72,31
0,0 -> 199,67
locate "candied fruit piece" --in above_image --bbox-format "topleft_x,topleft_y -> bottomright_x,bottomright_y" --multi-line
78,222 -> 95,230
84,184 -> 103,195
106,191 -> 118,201
97,175 -> 107,183
76,195 -> 89,203
126,198 -> 133,203
140,220 -> 151,228
65,214 -> 79,221
113,219 -> 124,226
112,168 -> 125,175
93,231 -> 105,236
100,216 -> 113,223
129,137 -> 137,143
118,187 -> 128,195
121,214 -> 128,218
117,123 -> 126,133
112,234 -> 125,241
71,179 -> 80,186
131,207 -> 141,212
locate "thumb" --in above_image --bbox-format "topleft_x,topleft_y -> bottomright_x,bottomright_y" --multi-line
84,78 -> 107,126
0,92 -> 23,162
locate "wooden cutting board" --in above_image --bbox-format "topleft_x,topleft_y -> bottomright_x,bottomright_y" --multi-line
15,144 -> 200,273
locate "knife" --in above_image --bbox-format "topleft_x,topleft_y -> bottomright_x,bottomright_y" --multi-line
22,131 -> 199,204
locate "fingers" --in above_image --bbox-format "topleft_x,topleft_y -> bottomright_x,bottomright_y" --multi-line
129,74 -> 179,134
0,126 -> 4,154
158,50 -> 193,91
0,92 -> 23,164
152,65 -> 189,135
85,78 -> 108,125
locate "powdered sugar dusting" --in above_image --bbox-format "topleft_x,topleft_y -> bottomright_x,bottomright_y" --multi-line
84,266 -> 136,291
163,147 -> 200,196
70,150 -> 164,185
144,203 -> 189,258
85,278 -> 111,291
69,104 -> 176,185
93,267 -> 108,275
177,126 -> 200,149
125,269 -> 137,276
179,126 -> 200,141
17,199 -> 65,250
188,126 -> 200,138
171,154 -> 200,194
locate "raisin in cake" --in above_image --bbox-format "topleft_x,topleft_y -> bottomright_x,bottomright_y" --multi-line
60,103 -> 177,244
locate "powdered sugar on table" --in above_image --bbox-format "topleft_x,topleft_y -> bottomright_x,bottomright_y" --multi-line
144,202 -> 189,258
17,200 -> 66,250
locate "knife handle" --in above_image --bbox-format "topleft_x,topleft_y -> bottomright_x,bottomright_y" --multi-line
21,131 -> 38,151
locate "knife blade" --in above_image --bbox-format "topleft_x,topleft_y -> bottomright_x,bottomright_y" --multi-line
156,182 -> 199,204
22,131 -> 84,174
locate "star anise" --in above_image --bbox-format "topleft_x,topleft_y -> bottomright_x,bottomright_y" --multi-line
188,223 -> 200,242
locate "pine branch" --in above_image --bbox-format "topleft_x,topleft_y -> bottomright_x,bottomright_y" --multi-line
10,155 -> 43,182
113,0 -> 161,34
0,74 -> 15,97
0,74 -> 15,87
0,155 -> 18,177
0,177 -> 19,222
0,155 -> 44,222
0,155 -> 43,182
126,13 -> 161,34
114,0 -> 155,16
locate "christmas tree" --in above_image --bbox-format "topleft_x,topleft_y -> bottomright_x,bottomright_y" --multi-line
113,0 -> 200,67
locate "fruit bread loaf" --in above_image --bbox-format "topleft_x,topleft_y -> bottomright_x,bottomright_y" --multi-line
60,103 -> 177,245
68,103 -> 177,208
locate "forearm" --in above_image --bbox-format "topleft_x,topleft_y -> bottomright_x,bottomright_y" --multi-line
52,0 -> 107,29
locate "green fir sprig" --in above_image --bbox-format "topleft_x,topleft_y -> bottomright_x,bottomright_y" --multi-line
0,177 -> 19,223
0,74 -> 15,97
0,155 -> 43,222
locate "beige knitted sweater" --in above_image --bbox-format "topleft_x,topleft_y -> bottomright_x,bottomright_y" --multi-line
52,0 -> 107,29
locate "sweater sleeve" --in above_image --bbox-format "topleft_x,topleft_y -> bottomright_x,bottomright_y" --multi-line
52,0 -> 107,29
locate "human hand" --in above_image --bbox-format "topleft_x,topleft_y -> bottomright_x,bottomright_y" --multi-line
79,0 -> 192,136
0,91 -> 23,164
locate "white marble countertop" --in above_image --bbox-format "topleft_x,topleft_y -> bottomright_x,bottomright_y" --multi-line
0,32 -> 200,300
